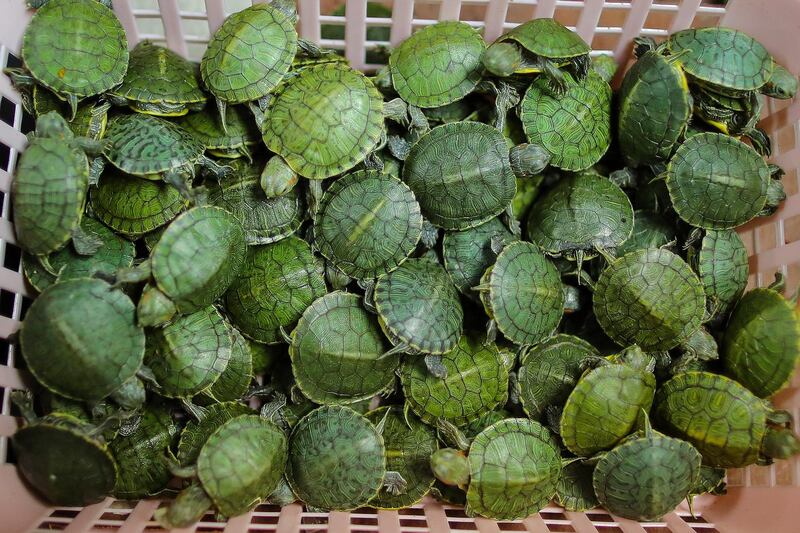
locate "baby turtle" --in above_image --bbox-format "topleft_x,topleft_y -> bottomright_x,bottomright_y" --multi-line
689,229 -> 748,318
177,402 -> 254,466
176,106 -> 260,160
202,326 -> 254,403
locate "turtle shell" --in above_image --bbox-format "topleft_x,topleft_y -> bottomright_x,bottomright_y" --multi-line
146,306 -> 233,398
520,70 -> 611,171
526,173 -> 633,259
668,28 -> 774,93
90,168 -> 187,238
463,409 -> 513,440
201,3 -> 297,104
693,229 -> 748,318
593,433 -> 702,521
374,257 -> 463,354
22,0 -> 128,100
616,210 -> 676,256
13,413 -> 118,506
479,241 -> 564,346
203,326 -> 254,403
262,63 -> 384,179
467,418 -> 561,520
32,86 -> 109,139
389,21 -> 484,108
498,18 -> 590,60
176,106 -> 260,158
366,407 -> 438,509
104,113 -> 205,175
288,405 -> 385,510
151,206 -> 247,313
556,461 -> 598,512
177,402 -> 254,466
722,288 -> 800,398
403,122 -> 517,230
224,237 -> 326,344
617,50 -> 692,167
112,40 -> 206,115
401,334 -> 509,426
666,133 -> 769,229
315,171 -> 423,280
20,279 -> 144,401
593,248 -> 705,351
653,372 -> 767,467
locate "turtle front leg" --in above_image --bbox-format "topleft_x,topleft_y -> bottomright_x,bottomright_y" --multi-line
383,471 -> 408,495
298,38 -> 335,58
538,57 -> 569,96
572,54 -> 591,81
162,170 -> 195,203
360,280 -> 377,313
154,483 -> 213,530
492,80 -> 520,132
424,354 -> 448,378
325,262 -> 351,290
746,127 -> 772,157
420,219 -> 439,249
199,156 -> 233,181
71,224 -> 104,256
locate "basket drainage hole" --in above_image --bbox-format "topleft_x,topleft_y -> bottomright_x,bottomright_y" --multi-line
0,97 -> 15,127
4,52 -> 22,70
0,142 -> 10,172
3,242 -> 21,272
0,289 -> 15,318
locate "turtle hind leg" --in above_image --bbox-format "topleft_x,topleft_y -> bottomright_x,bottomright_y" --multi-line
154,483 -> 212,530
383,471 -> 408,495
538,58 -> 569,96
572,54 -> 591,81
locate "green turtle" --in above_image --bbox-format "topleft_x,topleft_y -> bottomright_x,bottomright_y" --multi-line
176,106 -> 260,160
201,326 -> 254,403
177,402 -> 254,466
688,229 -> 749,318
26,85 -> 110,139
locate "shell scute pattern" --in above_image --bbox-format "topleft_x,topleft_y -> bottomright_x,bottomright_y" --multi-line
501,18 -> 590,59
696,229 -> 748,316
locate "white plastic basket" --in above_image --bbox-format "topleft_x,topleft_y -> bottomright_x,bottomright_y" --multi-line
0,1 -> 798,531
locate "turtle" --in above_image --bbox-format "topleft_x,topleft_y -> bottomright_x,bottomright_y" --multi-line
109,40 -> 206,116
12,112 -> 104,255
592,248 -> 705,351
111,405 -> 179,499
463,410 -> 513,440
374,257 -> 464,359
287,405 -> 408,511
516,334 -> 599,420
653,371 -> 800,467
400,334 -> 509,427
20,278 -> 144,402
224,237 -> 326,344
617,50 -> 692,167
519,70 -> 611,171
475,241 -> 564,346
722,279 -> 800,398
402,122 -> 549,230
27,85 -> 110,139
289,291 -> 397,405
556,461 -> 598,512
616,210 -> 677,256
314,170 -> 423,280
387,20 -> 485,108
690,86 -> 772,156
431,418 -> 562,520
483,18 -> 591,94
762,64 -> 798,100
365,407 -> 438,509
260,155 -> 299,198
177,402 -> 254,466
201,326 -> 254,403
176,105 -> 261,160
593,414 -> 702,521
525,173 -> 634,264
688,229 -> 749,319
424,97 -> 480,125
560,346 -> 657,456
90,168 -> 188,239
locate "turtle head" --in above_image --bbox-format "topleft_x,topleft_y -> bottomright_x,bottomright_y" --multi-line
509,143 -> 550,178
762,427 -> 800,461
261,155 -> 298,198
763,65 -> 798,100
35,111 -> 73,140
430,448 -> 470,489
618,345 -> 656,373
483,42 -> 521,77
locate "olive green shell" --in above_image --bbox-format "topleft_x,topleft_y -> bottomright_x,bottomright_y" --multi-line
315,171 -> 423,280
593,433 -> 702,521
401,334 -> 509,427
177,402 -> 253,466
693,229 -> 748,318
20,279 -> 144,401
201,3 -> 297,103
224,237 -> 326,344
203,326 -> 253,403
617,50 -> 691,167
526,173 -> 633,259
263,63 -> 384,179
389,21 -> 485,108
467,418 -> 561,520
403,122 -> 517,230
593,248 -> 705,351
556,461 -> 598,512
616,210 -> 676,256
374,257 -> 463,354
152,206 -> 247,313
520,71 -> 611,171
666,133 -> 769,229
498,18 -> 590,59
290,291 -> 396,405
653,372 -> 767,467
288,405 -> 385,510
176,106 -> 260,157
722,288 -> 800,398
13,414 -> 118,506
479,241 -> 564,346
22,0 -> 128,99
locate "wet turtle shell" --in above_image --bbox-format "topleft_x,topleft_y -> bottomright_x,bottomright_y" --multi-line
224,237 -> 326,344
263,63 -> 384,179
388,21 -> 485,108
616,210 -> 676,256
556,461 -> 598,512
203,326 -> 254,403
401,334 -> 509,427
177,402 -> 254,466
315,170 -> 423,280
176,106 -> 260,159
288,405 -> 386,510
20,278 -> 144,402
691,229 -> 748,318
374,257 -> 463,354
593,248 -> 705,351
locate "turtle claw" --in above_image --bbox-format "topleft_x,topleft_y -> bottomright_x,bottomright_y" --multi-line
71,225 -> 104,256
383,471 -> 408,495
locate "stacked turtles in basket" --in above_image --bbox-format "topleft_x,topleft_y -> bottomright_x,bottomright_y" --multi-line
6,0 -> 800,525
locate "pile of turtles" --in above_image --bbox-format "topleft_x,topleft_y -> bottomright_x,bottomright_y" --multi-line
5,0 -> 800,525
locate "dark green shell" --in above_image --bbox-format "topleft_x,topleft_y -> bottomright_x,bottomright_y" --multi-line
177,402 -> 253,466
403,122 -> 517,230
389,21 -> 485,108
20,279 -> 144,401
693,229 -> 748,317
593,248 -> 705,351
374,257 -> 463,354
616,210 -> 676,256
556,461 -> 598,512
401,334 -> 509,426
288,405 -> 385,510
176,106 -> 260,157
315,170 -> 423,280
499,18 -> 590,59
203,326 -> 253,403
225,237 -> 326,344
